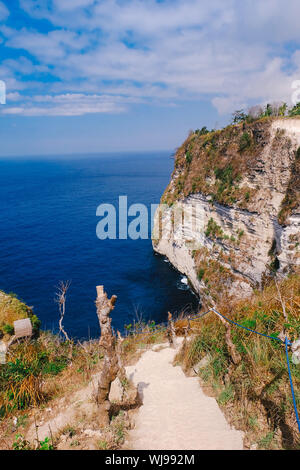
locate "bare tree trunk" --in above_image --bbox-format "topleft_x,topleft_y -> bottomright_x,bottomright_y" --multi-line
167,312 -> 177,348
55,281 -> 71,342
96,286 -> 117,347
275,279 -> 289,342
95,286 -> 119,426
213,310 -> 241,365
275,279 -> 288,321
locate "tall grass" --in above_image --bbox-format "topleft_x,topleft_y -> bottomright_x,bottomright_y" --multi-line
0,332 -> 103,418
0,291 -> 41,339
175,273 -> 300,449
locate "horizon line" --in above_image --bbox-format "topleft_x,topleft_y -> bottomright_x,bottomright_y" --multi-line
0,148 -> 175,160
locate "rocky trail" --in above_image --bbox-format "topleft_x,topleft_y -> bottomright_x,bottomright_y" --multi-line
125,339 -> 244,450
22,339 -> 244,450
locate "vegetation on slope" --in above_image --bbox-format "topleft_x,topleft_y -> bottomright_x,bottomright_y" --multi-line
0,297 -> 167,450
0,275 -> 299,450
175,272 -> 300,449
278,145 -> 300,225
162,106 -> 300,226
0,332 -> 103,419
0,291 -> 40,340
162,118 -> 271,207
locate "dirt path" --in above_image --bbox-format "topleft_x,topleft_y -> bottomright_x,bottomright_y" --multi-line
125,341 -> 244,450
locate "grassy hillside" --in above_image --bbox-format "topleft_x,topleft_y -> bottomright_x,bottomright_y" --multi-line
162,118 -> 272,207
175,272 -> 300,449
0,291 -> 40,341
162,117 -> 300,226
0,276 -> 299,449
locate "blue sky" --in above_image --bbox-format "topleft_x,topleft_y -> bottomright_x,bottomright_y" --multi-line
1,0 -> 300,156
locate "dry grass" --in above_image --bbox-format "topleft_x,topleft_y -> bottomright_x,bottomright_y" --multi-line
0,317 -> 168,450
120,323 -> 168,365
192,246 -> 236,304
0,291 -> 30,326
0,332 -> 103,419
0,291 -> 40,341
162,118 -> 274,207
278,146 -> 300,225
175,272 -> 300,449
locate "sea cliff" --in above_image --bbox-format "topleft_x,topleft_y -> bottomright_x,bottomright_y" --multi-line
153,117 -> 300,302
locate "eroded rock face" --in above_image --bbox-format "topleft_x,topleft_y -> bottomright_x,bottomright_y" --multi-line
153,119 -> 300,300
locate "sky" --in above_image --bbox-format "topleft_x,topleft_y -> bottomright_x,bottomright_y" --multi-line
1,0 -> 300,156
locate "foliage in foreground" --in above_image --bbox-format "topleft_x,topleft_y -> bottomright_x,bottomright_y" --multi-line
175,273 -> 300,450
0,332 -> 103,418
0,291 -> 41,339
12,434 -> 53,451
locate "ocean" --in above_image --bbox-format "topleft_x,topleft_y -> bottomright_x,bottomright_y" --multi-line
0,151 -> 198,339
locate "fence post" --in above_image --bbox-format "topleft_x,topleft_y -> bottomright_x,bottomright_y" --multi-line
168,312 -> 177,348
212,309 -> 241,365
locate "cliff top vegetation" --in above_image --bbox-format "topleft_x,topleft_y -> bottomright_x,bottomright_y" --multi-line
0,291 -> 40,342
161,104 -> 300,225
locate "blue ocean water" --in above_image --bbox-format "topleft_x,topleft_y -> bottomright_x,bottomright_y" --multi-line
0,152 -> 198,339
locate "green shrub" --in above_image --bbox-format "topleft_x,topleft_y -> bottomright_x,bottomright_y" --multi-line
2,324 -> 14,335
0,291 -> 41,338
288,102 -> 300,116
12,434 -> 53,450
232,109 -> 248,124
0,340 -> 69,417
214,165 -> 234,189
218,385 -> 234,405
239,132 -> 252,151
195,126 -> 210,136
197,268 -> 205,281
185,150 -> 193,164
205,218 -> 223,239
31,315 -> 41,335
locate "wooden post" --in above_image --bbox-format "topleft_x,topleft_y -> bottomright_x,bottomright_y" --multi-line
95,286 -> 119,426
116,330 -> 126,383
212,309 -> 241,365
182,316 -> 191,340
168,312 -> 177,348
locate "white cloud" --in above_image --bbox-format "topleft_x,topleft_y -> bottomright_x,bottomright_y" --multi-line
1,92 -> 137,116
6,91 -> 22,102
4,0 -> 300,116
6,29 -> 90,61
53,0 -> 95,11
0,1 -> 9,21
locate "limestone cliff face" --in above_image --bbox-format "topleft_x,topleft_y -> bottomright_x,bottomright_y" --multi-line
153,118 -> 300,302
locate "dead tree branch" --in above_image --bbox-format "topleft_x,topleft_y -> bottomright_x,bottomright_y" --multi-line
275,279 -> 289,341
275,279 -> 288,321
213,310 -> 241,365
55,281 -> 71,342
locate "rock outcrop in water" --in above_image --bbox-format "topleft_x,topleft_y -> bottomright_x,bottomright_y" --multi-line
153,117 -> 300,302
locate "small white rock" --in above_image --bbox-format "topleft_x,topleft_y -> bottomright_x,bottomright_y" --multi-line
109,377 -> 123,402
